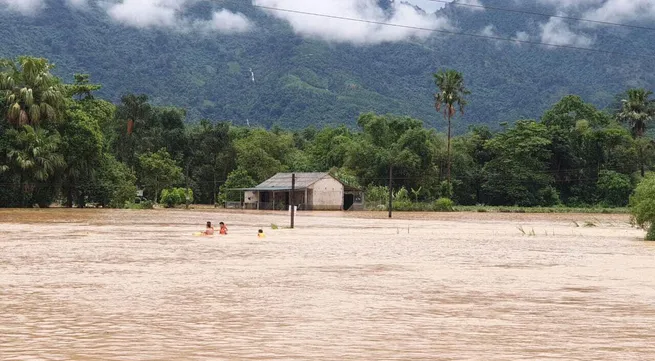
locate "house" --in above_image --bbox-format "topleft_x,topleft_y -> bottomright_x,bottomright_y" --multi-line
232,172 -> 363,211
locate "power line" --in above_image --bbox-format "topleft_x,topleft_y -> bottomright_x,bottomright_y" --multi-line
251,4 -> 655,59
429,0 -> 655,32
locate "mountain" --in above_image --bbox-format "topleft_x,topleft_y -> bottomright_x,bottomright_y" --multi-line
0,0 -> 653,132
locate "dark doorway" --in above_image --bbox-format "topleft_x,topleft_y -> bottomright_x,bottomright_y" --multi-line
344,194 -> 355,211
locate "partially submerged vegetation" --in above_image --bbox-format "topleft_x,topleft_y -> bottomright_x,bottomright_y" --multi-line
630,174 -> 655,240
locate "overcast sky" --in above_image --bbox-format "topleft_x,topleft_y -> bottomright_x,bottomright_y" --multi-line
1,0 -> 654,46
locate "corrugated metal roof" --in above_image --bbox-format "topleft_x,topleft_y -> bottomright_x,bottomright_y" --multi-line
255,172 -> 329,190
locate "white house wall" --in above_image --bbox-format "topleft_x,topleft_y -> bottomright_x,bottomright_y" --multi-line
308,177 -> 344,210
244,191 -> 257,204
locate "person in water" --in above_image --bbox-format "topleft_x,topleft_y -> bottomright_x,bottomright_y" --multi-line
204,221 -> 214,236
258,229 -> 266,238
219,222 -> 228,235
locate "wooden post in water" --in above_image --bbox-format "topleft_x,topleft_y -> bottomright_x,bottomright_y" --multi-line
290,173 -> 296,229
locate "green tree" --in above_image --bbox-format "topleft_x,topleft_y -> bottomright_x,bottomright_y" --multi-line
306,126 -> 353,170
234,128 -> 295,182
67,74 -> 101,101
433,69 -> 470,184
113,94 -> 152,168
617,88 -> 655,176
59,106 -> 104,207
3,125 -> 65,206
219,167 -> 257,203
347,113 -> 439,195
618,89 -> 654,138
483,120 -> 554,206
160,188 -> 193,208
138,149 -> 183,202
597,170 -> 633,207
630,173 -> 655,240
450,126 -> 492,205
541,96 -> 617,205
0,57 -> 65,127
90,154 -> 137,208
188,120 -> 235,204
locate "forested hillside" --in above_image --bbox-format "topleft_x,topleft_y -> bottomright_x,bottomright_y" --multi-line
0,0 -> 653,131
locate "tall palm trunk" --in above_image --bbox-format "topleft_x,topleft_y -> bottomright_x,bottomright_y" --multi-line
639,145 -> 645,177
66,186 -> 74,208
447,113 -> 452,184
19,174 -> 25,208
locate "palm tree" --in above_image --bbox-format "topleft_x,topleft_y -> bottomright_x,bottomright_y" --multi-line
618,88 -> 655,176
618,88 -> 654,138
4,125 -> 65,206
115,94 -> 152,168
434,69 -> 470,184
0,56 -> 65,127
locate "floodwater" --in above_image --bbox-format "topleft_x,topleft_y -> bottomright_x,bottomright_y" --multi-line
1,209 -> 655,360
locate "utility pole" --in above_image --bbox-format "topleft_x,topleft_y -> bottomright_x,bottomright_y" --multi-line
290,173 -> 296,229
388,165 -> 393,219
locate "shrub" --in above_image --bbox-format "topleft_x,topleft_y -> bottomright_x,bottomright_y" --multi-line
538,186 -> 561,207
365,185 -> 389,209
394,187 -> 410,202
439,181 -> 453,199
160,188 -> 193,208
434,197 -> 454,212
629,173 -> 655,241
597,170 -> 632,207
126,200 -> 154,210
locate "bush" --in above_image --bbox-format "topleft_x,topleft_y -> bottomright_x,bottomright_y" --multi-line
365,185 -> 389,209
160,188 -> 193,208
219,168 -> 256,204
647,226 -> 655,241
126,200 -> 154,210
597,170 -> 633,207
394,186 -> 410,202
434,197 -> 454,212
538,185 -> 561,207
439,181 -> 453,199
629,173 -> 655,240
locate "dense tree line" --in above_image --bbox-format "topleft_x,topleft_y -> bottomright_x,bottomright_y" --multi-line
1,57 -> 653,209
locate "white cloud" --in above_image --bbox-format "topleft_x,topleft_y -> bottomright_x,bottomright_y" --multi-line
410,0 -> 483,13
539,17 -> 593,47
196,9 -> 252,33
103,0 -> 251,33
256,0 -> 451,44
537,0 -> 655,23
536,0 -> 603,9
582,0 -> 655,23
410,0 -> 444,13
480,24 -> 497,37
106,0 -> 180,28
0,0 -> 45,15
514,31 -> 530,42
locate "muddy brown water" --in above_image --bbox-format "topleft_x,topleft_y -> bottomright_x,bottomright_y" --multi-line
1,209 -> 654,360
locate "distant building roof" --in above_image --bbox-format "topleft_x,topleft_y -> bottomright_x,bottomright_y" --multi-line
230,172 -> 360,192
256,172 -> 329,190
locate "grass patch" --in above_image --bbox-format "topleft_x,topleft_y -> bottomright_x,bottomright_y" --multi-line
517,225 -> 526,235
454,206 -> 629,214
364,202 -> 628,215
583,221 -> 597,227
